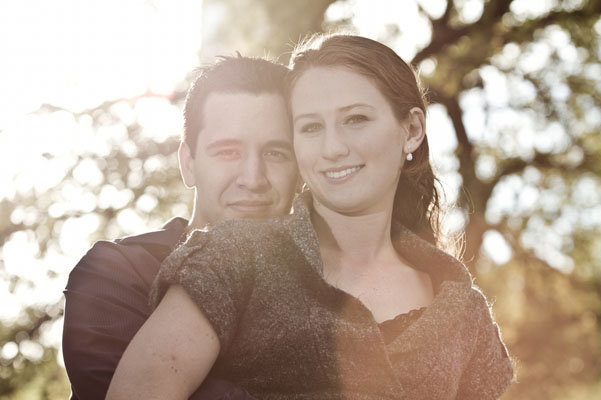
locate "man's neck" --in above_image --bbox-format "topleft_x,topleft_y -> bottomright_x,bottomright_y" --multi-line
186,212 -> 210,232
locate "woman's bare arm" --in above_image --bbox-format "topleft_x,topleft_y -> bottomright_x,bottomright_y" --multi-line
106,285 -> 220,400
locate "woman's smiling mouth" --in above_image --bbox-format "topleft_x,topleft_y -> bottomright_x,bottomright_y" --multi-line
322,165 -> 364,182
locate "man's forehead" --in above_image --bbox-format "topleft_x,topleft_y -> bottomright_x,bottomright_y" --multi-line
203,91 -> 286,113
197,91 -> 292,149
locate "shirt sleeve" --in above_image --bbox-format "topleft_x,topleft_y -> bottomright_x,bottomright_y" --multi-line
456,289 -> 514,399
150,221 -> 260,353
63,238 -> 260,400
62,241 -> 155,400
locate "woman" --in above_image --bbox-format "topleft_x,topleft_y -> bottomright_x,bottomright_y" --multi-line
107,34 -> 513,399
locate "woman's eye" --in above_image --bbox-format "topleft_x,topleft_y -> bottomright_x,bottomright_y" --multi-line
345,114 -> 368,125
299,122 -> 322,134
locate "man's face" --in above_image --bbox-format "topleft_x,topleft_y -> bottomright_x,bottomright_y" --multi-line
180,92 -> 299,228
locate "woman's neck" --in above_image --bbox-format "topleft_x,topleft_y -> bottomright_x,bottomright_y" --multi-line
312,198 -> 399,272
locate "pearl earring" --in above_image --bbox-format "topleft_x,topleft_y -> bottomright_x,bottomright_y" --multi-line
406,153 -> 413,161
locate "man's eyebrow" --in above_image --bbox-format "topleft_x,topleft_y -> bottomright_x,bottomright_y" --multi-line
293,103 -> 374,123
293,112 -> 319,124
205,139 -> 242,150
264,140 -> 293,150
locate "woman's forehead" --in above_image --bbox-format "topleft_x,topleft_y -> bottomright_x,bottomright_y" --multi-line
290,67 -> 390,115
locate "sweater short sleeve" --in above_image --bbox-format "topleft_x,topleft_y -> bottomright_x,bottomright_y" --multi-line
149,221 -> 261,352
456,289 -> 514,399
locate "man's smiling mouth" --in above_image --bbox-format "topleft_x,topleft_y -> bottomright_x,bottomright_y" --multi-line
229,200 -> 273,208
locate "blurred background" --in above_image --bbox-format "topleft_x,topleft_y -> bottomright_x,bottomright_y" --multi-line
1,0 -> 600,398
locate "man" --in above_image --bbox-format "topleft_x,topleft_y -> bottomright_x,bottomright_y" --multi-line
62,55 -> 299,400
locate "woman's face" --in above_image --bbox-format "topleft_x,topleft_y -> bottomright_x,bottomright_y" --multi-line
291,67 -> 420,216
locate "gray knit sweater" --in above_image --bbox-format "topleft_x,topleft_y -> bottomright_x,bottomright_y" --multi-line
150,192 -> 513,399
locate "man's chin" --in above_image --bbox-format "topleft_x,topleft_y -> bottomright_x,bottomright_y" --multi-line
226,207 -> 276,221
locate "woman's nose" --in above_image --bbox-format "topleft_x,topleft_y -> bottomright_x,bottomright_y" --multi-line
321,126 -> 350,161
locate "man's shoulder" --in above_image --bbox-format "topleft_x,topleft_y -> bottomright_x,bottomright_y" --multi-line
65,217 -> 188,291
114,216 -> 188,256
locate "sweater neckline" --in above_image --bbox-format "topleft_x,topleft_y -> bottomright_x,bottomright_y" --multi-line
284,191 -> 478,391
288,191 -> 472,287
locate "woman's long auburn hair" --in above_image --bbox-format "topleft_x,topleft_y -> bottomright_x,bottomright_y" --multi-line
289,33 -> 443,246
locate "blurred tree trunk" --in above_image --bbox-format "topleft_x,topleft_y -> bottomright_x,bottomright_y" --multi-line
200,0 -> 337,62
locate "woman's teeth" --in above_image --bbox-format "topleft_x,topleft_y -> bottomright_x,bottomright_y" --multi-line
325,166 -> 361,179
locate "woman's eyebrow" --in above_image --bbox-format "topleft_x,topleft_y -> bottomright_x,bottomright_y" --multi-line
293,103 -> 375,123
338,103 -> 374,112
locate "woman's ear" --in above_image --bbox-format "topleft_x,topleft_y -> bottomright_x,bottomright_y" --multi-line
178,142 -> 196,188
403,107 -> 426,154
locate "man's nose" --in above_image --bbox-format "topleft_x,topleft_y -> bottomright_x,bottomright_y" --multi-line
236,154 -> 270,191
321,126 -> 350,161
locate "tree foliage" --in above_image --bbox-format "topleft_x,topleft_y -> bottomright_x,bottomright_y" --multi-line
1,0 -> 600,398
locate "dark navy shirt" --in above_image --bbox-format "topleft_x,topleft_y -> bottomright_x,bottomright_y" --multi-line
62,217 -> 254,400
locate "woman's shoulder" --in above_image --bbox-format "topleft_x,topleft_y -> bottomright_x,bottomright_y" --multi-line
154,214 -> 297,304
463,285 -> 509,351
466,285 -> 496,315
184,214 -> 295,260
184,192 -> 315,258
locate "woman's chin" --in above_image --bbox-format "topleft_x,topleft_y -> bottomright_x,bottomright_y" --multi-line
313,195 -> 373,216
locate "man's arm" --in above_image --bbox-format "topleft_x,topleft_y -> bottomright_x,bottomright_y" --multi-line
62,241 -> 152,400
106,285 -> 220,400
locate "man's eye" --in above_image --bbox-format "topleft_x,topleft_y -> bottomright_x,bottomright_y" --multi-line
265,150 -> 290,160
299,122 -> 322,134
345,114 -> 368,125
215,149 -> 239,158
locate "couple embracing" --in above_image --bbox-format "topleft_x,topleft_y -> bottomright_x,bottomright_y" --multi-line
64,34 -> 513,400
